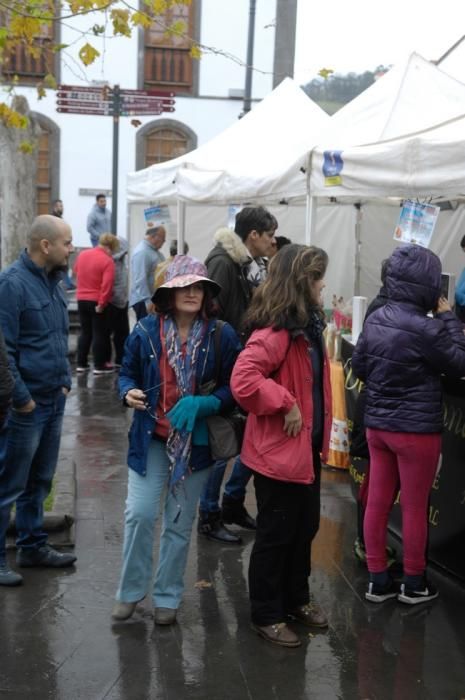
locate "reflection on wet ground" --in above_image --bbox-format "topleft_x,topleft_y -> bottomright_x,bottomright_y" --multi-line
1,372 -> 465,699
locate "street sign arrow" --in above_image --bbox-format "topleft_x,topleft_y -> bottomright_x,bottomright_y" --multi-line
119,88 -> 175,98
57,99 -> 113,108
58,84 -> 106,93
121,96 -> 175,106
57,106 -> 113,115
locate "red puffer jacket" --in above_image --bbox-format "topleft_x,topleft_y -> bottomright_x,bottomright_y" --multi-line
231,327 -> 332,484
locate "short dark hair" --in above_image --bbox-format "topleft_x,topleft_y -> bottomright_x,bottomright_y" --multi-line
96,193 -> 106,201
154,283 -> 216,319
169,240 -> 189,257
460,234 -> 465,249
380,258 -> 389,284
275,235 -> 291,250
235,206 -> 275,242
52,199 -> 62,206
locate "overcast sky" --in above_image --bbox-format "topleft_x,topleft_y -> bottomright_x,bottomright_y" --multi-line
294,0 -> 465,84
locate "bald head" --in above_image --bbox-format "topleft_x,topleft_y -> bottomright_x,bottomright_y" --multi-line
28,215 -> 71,252
27,215 -> 74,273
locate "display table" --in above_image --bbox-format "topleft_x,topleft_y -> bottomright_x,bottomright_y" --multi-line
341,337 -> 465,582
326,360 -> 350,469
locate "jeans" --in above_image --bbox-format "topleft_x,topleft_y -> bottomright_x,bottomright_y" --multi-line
0,392 -> 66,563
199,456 -> 251,513
77,300 -> 111,368
248,452 -> 321,626
365,429 -> 441,576
116,439 -> 211,608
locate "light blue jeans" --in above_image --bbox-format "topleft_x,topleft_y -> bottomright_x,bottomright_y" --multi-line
116,439 -> 211,609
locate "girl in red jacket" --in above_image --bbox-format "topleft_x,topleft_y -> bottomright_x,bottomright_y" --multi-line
231,244 -> 332,648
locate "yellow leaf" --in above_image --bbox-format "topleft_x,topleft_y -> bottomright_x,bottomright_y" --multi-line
143,0 -> 168,14
0,103 -> 29,129
165,19 -> 185,38
37,84 -> 47,99
19,140 -> 35,154
44,73 -> 57,89
131,11 -> 152,29
110,8 -> 131,37
318,68 -> 334,81
78,42 -> 100,66
190,44 -> 202,60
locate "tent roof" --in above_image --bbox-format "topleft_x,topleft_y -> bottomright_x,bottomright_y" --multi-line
311,111 -> 465,199
310,53 -> 465,199
317,52 -> 465,148
127,78 -> 329,204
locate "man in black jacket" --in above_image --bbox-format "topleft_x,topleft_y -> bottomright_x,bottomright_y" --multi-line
199,207 -> 276,543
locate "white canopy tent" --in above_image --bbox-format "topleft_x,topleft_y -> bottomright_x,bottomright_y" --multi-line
126,79 -> 359,300
306,53 -> 465,301
127,77 -> 329,206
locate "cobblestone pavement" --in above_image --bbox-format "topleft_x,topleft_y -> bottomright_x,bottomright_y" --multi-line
1,372 -> 465,699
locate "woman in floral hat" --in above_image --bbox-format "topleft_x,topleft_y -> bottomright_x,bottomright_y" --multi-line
112,255 -> 241,625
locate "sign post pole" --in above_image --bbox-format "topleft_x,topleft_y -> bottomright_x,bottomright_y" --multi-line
111,84 -> 121,234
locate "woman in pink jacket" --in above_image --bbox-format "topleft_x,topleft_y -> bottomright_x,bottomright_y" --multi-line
231,244 -> 332,648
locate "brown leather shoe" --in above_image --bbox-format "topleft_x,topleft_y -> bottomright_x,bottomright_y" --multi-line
154,607 -> 177,625
251,622 -> 301,647
287,603 -> 328,628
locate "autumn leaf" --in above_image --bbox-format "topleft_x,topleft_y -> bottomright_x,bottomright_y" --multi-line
318,68 -> 334,81
194,579 -> 213,589
143,0 -> 169,13
190,44 -> 202,60
0,103 -> 29,128
131,11 -> 152,29
52,43 -> 69,53
78,42 -> 100,66
130,119 -> 142,127
165,19 -> 186,38
19,140 -> 35,154
44,73 -> 57,89
110,8 -> 131,37
36,84 -> 47,99
9,16 -> 43,42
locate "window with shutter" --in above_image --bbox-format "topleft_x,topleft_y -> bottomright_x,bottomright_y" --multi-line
0,11 -> 56,84
143,2 -> 194,94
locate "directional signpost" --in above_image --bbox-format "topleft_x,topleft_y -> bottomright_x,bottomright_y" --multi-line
56,84 -> 176,232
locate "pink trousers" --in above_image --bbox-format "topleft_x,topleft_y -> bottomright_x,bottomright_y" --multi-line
364,429 -> 441,576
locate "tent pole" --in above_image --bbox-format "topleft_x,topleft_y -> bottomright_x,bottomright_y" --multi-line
354,203 -> 362,296
305,194 -> 316,245
305,149 -> 316,245
177,200 -> 186,255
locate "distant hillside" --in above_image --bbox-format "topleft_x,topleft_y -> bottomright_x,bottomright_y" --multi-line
302,66 -> 390,114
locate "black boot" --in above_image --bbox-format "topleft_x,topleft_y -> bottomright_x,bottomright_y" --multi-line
221,495 -> 256,530
197,510 -> 242,544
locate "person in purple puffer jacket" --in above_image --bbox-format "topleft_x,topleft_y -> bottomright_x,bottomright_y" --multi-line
352,244 -> 465,606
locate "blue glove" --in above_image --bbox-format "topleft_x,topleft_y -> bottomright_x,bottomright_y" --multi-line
167,395 -> 221,433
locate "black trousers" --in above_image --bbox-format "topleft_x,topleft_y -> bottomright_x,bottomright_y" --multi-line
77,300 -> 111,369
107,304 -> 129,365
248,451 -> 321,626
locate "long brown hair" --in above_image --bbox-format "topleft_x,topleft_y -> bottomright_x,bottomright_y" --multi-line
243,244 -> 328,331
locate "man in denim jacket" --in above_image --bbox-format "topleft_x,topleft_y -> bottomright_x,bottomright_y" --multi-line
0,216 -> 76,586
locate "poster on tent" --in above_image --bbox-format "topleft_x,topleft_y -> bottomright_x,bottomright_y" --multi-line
393,200 -> 439,248
144,205 -> 171,229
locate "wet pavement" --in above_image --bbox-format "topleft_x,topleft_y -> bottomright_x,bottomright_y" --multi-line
1,372 -> 465,700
